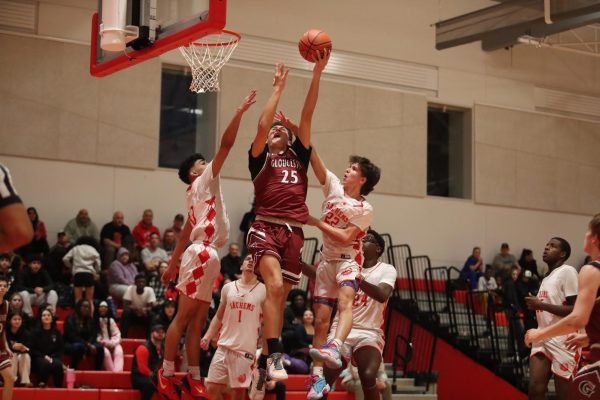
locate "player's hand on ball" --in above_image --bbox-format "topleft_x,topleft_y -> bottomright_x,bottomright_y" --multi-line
238,90 -> 257,113
313,49 -> 331,73
200,337 -> 210,350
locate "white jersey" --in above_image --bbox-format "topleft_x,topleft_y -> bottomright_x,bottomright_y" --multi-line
331,261 -> 397,335
217,279 -> 266,354
186,161 -> 229,248
536,264 -> 579,343
320,170 -> 373,263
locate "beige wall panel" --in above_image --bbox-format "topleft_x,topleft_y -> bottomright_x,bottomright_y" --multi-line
578,121 -> 600,168
484,76 -> 535,110
437,68 -> 486,107
402,94 -> 427,127
475,143 -> 517,206
97,123 -> 157,169
555,160 -> 581,214
312,130 -> 355,180
578,165 -> 600,215
552,117 -> 581,163
38,2 -> 94,43
353,87 -> 403,130
474,106 -> 520,150
515,153 -> 556,210
60,44 -> 99,120
58,111 -> 97,162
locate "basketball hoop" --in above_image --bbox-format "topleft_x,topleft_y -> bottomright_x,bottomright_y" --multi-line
179,30 -> 240,93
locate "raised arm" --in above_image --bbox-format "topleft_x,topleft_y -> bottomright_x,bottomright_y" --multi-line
310,148 -> 327,186
297,50 -> 330,148
212,90 -> 257,177
251,63 -> 289,157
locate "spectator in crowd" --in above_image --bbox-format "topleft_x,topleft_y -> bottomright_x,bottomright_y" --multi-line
0,253 -> 16,297
44,232 -> 71,285
283,309 -> 314,374
64,209 -> 99,243
6,311 -> 32,387
64,299 -> 103,370
169,214 -> 185,242
219,243 -> 241,281
148,261 -> 169,308
17,207 -> 49,258
161,229 -> 177,255
282,289 -> 308,353
132,209 -> 160,250
131,324 -> 165,400
239,199 -> 255,256
96,300 -> 123,372
121,274 -> 156,337
492,243 -> 520,281
0,163 -> 34,253
16,254 -> 58,316
141,233 -> 168,272
518,269 -> 540,331
460,246 -> 484,289
100,211 -> 132,268
477,266 -> 498,291
30,309 -> 64,388
503,266 -> 527,357
519,248 -> 540,281
8,293 -> 30,329
62,236 -> 101,311
108,247 -> 138,301
152,298 -> 177,329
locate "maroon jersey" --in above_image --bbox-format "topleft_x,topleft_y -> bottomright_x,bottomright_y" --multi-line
249,139 -> 311,223
0,300 -> 7,349
586,262 -> 600,362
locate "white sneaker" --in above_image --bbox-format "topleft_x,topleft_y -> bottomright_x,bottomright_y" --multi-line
267,352 -> 288,382
248,367 -> 267,400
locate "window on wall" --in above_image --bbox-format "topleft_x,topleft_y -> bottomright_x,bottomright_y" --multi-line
427,105 -> 472,199
159,66 -> 217,169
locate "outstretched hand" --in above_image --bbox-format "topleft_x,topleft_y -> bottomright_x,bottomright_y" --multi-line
272,63 -> 289,90
237,90 -> 257,113
313,49 -> 331,74
274,110 -> 298,133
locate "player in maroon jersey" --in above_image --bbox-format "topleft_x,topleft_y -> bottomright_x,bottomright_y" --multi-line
246,51 -> 330,399
525,213 -> 600,400
0,274 -> 14,400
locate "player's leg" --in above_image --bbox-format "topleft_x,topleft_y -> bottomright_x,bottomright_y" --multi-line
180,300 -> 211,397
310,259 -> 340,369
206,382 -> 227,400
550,350 -> 578,400
332,284 -> 356,347
0,363 -> 14,400
354,347 -> 382,400
73,286 -> 83,305
206,347 -> 229,400
231,388 -> 247,400
528,352 -> 552,400
554,375 -> 570,400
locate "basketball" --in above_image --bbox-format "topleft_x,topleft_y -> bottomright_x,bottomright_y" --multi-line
298,29 -> 332,62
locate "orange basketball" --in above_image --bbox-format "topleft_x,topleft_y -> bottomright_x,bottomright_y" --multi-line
298,29 -> 332,62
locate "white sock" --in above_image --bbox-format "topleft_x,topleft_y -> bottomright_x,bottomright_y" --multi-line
189,365 -> 201,380
162,360 -> 175,377
313,366 -> 324,376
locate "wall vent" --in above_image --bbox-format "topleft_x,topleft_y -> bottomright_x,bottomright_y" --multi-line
535,87 -> 600,119
0,0 -> 36,33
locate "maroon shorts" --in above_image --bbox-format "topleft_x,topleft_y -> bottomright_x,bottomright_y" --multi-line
568,364 -> 600,400
0,349 -> 11,370
246,220 -> 304,285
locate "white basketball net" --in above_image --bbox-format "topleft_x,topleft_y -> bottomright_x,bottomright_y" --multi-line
179,30 -> 240,93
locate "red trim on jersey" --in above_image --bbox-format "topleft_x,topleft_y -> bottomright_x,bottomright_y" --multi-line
234,280 -> 261,296
314,295 -> 337,301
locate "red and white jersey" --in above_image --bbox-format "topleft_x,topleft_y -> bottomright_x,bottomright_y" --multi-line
331,261 -> 396,336
186,162 -> 229,248
536,264 -> 580,343
320,171 -> 373,263
217,279 -> 266,354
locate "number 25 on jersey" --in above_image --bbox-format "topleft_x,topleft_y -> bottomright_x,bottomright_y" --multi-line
281,169 -> 298,184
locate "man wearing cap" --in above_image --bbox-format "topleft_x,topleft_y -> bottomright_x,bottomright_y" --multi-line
131,324 -> 165,400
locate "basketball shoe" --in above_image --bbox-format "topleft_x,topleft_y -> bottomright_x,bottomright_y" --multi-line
307,374 -> 330,400
155,368 -> 181,400
248,367 -> 267,400
180,373 -> 209,400
267,352 -> 288,381
309,341 -> 342,369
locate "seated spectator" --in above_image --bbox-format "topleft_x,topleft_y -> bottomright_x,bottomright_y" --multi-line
96,300 -> 123,372
148,261 -> 169,308
284,309 -> 314,374
477,266 -> 498,291
0,253 -> 17,297
152,297 -> 177,328
220,243 -> 241,281
100,211 -> 132,268
161,229 -> 177,255
108,247 -> 138,301
502,266 -> 527,357
132,209 -> 160,250
17,207 -> 49,258
44,232 -> 72,285
16,255 -> 58,316
63,236 -> 101,310
64,209 -> 99,243
169,214 -> 185,242
518,248 -> 540,280
131,324 -> 165,400
460,246 -> 484,289
30,309 -> 63,388
140,233 -> 168,272
492,243 -> 520,281
8,293 -> 31,329
517,269 -> 540,331
6,311 -> 32,387
121,274 -> 156,337
282,289 -> 307,353
64,299 -> 103,370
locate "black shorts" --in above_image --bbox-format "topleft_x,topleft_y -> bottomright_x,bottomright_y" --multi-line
73,272 -> 95,287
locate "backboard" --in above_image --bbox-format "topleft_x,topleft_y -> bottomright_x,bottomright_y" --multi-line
90,0 -> 227,77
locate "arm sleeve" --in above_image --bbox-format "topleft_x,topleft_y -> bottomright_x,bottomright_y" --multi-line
349,205 -> 374,232
322,170 -> 342,198
380,265 -> 397,288
291,138 -> 312,167
0,163 -> 22,207
562,267 -> 579,298
135,346 -> 152,376
248,146 -> 268,180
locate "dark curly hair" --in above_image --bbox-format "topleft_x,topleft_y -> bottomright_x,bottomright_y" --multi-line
178,153 -> 206,184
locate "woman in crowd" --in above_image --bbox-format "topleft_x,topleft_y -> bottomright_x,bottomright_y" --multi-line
9,293 -> 30,329
64,298 -> 103,370
30,309 -> 64,387
18,207 -> 49,258
6,311 -> 32,387
63,236 -> 101,311
95,300 -> 123,372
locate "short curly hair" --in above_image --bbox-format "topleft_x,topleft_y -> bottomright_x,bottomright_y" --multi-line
178,153 -> 205,184
350,155 -> 381,196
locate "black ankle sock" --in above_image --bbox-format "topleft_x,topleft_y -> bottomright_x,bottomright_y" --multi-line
258,354 -> 268,369
267,338 -> 281,355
